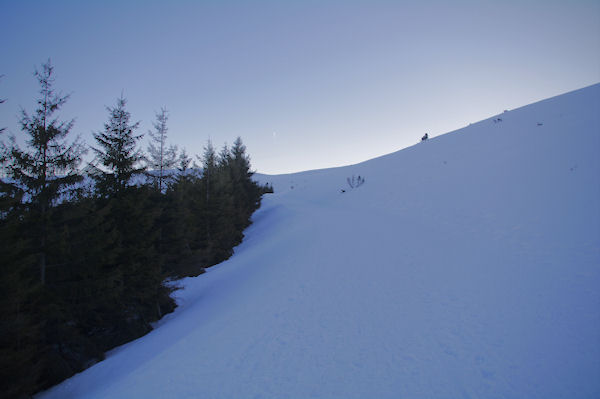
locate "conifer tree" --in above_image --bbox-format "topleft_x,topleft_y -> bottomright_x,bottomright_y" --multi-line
177,148 -> 192,172
229,137 -> 261,229
146,107 -> 177,191
212,144 -> 239,258
200,140 -> 217,201
231,136 -> 252,176
172,148 -> 195,189
1,60 -> 83,284
178,149 -> 191,171
157,148 -> 197,276
90,95 -> 144,197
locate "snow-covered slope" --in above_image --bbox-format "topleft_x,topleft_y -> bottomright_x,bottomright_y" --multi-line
39,84 -> 600,399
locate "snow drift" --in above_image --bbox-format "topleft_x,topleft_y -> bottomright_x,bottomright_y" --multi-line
39,84 -> 600,398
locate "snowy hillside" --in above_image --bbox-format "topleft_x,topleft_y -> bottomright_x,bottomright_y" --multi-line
39,84 -> 600,399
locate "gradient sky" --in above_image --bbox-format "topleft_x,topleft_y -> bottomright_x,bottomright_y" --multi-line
1,0 -> 599,174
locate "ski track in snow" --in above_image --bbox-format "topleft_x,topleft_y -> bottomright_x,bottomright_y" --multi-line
38,84 -> 600,399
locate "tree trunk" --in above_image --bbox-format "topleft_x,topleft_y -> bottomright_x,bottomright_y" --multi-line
39,239 -> 46,285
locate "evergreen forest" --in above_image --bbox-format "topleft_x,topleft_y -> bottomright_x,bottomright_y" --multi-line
0,61 -> 268,398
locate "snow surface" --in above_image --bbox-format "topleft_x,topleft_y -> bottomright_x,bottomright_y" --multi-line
38,84 -> 600,398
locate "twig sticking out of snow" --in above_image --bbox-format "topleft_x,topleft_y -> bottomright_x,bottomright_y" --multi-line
346,175 -> 365,189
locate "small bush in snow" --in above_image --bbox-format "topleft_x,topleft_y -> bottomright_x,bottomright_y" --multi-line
346,175 -> 365,189
262,182 -> 274,194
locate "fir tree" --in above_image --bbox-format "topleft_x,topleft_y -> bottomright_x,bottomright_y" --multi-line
172,148 -> 194,194
146,107 -> 177,191
90,95 -> 144,197
199,140 -> 218,247
229,137 -> 261,231
200,140 -> 217,201
231,137 -> 252,177
158,147 -> 199,276
0,60 -> 84,284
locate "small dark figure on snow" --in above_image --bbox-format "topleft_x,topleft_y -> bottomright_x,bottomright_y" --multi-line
421,133 -> 428,141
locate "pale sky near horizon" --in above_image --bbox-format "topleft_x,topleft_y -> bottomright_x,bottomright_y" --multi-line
1,0 -> 599,174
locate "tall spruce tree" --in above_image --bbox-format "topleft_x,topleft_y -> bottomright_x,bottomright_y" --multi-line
1,60 -> 83,284
229,138 -> 261,242
156,148 -> 198,277
172,148 -> 194,192
200,140 -> 217,245
90,95 -> 144,197
231,137 -> 251,174
201,140 -> 217,201
146,107 -> 177,191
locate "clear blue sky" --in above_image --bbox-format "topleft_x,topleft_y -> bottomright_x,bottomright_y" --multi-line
1,0 -> 599,174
